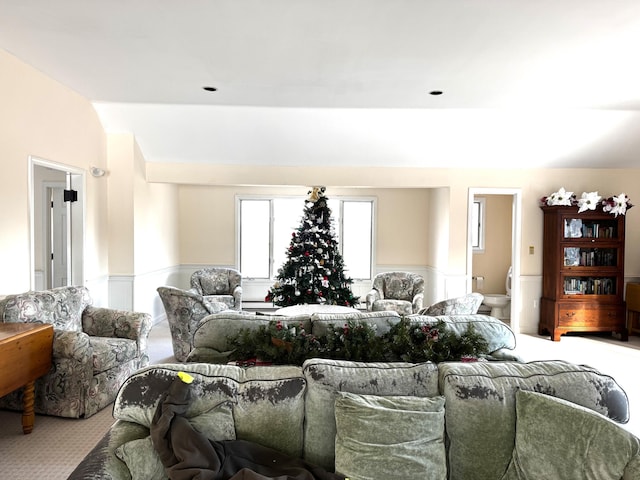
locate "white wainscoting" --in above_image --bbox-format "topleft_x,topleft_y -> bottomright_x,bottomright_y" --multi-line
108,266 -> 184,324
518,275 -> 543,335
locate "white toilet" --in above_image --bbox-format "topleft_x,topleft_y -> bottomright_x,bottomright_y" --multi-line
482,266 -> 512,319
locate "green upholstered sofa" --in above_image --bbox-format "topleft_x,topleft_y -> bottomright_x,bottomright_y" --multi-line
187,309 -> 522,364
68,359 -> 639,479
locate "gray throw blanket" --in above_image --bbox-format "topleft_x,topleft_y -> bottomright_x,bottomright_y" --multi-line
150,374 -> 346,480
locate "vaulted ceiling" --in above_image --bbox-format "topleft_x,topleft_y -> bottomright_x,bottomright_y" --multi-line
3,1 -> 640,168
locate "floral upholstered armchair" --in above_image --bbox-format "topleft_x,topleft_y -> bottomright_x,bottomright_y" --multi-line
366,271 -> 425,315
157,286 -> 229,362
189,267 -> 243,311
0,286 -> 152,418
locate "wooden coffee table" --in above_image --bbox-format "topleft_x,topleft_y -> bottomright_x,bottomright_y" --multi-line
0,323 -> 54,434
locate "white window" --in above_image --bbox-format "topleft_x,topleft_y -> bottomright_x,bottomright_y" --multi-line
472,197 -> 486,252
239,196 -> 374,280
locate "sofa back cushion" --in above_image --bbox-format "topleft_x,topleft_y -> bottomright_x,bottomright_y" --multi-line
113,363 -> 306,458
310,310 -> 401,337
439,360 -> 630,480
302,358 -> 440,470
501,390 -> 639,480
192,312 -> 312,353
408,314 -> 517,354
0,286 -> 91,332
419,293 -> 484,315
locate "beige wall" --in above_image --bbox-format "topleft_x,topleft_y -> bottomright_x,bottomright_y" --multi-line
107,133 -> 180,275
150,163 -> 640,280
133,139 -> 179,274
176,185 -> 431,267
0,49 -> 108,293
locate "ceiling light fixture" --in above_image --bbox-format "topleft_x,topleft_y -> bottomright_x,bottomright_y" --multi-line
202,86 -> 217,92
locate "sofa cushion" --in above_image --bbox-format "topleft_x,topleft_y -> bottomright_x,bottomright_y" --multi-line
115,401 -> 236,480
310,310 -> 401,337
334,392 -> 446,480
191,311 -> 312,355
501,390 -> 639,480
439,360 -> 630,480
371,299 -> 412,315
115,437 -> 166,480
1,285 -> 91,332
302,358 -> 440,470
419,293 -> 484,315
113,363 -> 306,458
408,314 -> 516,354
90,337 -> 138,374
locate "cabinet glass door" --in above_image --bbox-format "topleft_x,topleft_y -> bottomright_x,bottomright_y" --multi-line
563,247 -> 617,267
563,276 -> 616,295
563,218 -> 618,239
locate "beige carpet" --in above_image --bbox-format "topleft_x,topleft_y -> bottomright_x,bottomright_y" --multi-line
1,319 -> 639,479
0,319 -> 175,480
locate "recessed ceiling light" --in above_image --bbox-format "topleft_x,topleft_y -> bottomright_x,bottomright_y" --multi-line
203,86 -> 217,92
429,90 -> 443,96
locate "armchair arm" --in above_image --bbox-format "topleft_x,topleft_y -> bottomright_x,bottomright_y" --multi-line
53,329 -> 92,362
412,292 -> 424,313
365,289 -> 381,310
82,306 -> 152,342
232,285 -> 242,307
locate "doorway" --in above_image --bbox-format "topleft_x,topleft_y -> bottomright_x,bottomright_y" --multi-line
467,188 -> 521,333
29,157 -> 85,290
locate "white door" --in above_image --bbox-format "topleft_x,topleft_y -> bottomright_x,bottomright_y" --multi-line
49,186 -> 68,288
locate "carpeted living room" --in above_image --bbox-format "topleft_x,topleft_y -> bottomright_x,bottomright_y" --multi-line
2,1 -> 640,479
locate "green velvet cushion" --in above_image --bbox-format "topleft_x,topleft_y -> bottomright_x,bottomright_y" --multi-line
115,436 -> 167,480
114,364 -> 306,458
302,359 -> 440,470
334,392 -> 446,480
501,390 -> 640,480
439,360 -> 630,480
114,401 -> 236,480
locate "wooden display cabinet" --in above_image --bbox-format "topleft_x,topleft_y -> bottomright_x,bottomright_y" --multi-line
539,205 -> 628,342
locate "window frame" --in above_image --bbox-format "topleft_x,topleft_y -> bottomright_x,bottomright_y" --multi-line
236,194 -> 376,281
472,197 -> 486,253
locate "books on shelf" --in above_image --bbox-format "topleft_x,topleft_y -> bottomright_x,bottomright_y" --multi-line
563,277 -> 615,295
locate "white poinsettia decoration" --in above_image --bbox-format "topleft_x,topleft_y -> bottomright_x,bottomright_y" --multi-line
546,187 -> 574,206
577,191 -> 601,213
603,193 -> 631,217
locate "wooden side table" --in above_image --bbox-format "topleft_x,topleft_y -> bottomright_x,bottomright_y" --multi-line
0,323 -> 54,434
626,283 -> 640,336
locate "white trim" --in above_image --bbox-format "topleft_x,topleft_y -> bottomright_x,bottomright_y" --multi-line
472,196 -> 486,253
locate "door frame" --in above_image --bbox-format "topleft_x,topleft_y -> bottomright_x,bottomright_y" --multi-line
29,156 -> 86,290
467,187 -> 522,333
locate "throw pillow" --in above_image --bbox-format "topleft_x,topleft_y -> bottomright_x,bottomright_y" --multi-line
115,401 -> 236,480
501,390 -> 640,480
334,392 -> 446,480
419,293 -> 484,315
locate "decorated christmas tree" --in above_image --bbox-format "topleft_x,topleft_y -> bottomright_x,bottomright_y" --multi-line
266,187 -> 359,307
